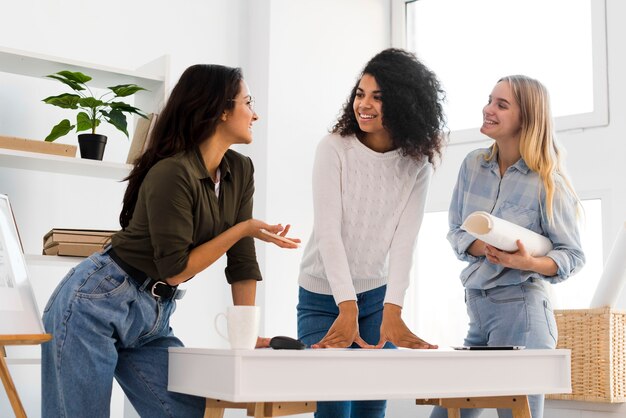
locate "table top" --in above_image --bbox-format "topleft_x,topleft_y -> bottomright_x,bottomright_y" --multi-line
168,348 -> 571,402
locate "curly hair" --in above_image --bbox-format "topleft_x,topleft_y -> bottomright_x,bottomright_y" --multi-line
332,48 -> 447,164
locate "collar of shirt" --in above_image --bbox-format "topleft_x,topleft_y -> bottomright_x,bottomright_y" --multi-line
479,151 -> 531,176
188,146 -> 233,184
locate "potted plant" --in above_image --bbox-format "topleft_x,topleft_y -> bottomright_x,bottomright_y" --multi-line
42,70 -> 148,160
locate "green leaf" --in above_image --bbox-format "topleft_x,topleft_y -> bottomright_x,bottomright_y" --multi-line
54,70 -> 92,84
102,109 -> 129,137
45,119 -> 75,142
108,84 -> 147,97
76,112 -> 94,132
45,74 -> 85,91
41,69 -> 149,140
109,101 -> 148,118
42,93 -> 82,109
78,97 -> 104,109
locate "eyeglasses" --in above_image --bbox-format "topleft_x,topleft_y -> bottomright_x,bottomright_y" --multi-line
228,96 -> 255,112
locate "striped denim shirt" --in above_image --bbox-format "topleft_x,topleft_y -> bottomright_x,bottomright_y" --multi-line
448,148 -> 585,290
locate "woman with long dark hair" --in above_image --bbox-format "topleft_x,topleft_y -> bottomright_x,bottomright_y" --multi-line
42,64 -> 299,418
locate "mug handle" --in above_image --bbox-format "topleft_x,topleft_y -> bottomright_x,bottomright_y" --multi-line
214,312 -> 229,342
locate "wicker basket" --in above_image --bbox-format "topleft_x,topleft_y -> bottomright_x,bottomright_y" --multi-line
546,307 -> 626,403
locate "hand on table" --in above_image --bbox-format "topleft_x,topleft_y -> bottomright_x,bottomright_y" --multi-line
255,336 -> 271,348
376,304 -> 438,349
312,301 -> 374,349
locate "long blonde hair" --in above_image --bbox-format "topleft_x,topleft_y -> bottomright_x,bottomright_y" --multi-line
487,75 -> 579,225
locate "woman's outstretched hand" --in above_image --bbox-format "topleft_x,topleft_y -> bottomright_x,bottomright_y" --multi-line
246,220 -> 301,248
376,304 -> 438,349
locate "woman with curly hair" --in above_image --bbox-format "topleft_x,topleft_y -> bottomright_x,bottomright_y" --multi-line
296,48 -> 446,418
430,75 -> 584,418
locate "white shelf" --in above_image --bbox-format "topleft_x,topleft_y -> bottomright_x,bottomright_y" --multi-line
4,358 -> 41,366
25,254 -> 85,266
0,148 -> 131,180
0,46 -> 169,114
0,46 -> 164,91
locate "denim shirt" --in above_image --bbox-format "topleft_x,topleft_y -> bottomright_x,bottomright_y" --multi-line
448,148 -> 585,289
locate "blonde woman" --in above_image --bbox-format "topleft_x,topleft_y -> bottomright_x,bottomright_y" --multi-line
430,75 -> 585,418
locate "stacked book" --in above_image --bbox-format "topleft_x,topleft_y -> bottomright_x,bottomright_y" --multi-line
43,228 -> 117,257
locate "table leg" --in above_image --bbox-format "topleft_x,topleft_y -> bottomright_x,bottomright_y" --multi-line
203,406 -> 224,418
252,402 -> 266,418
0,349 -> 27,418
256,401 -> 317,417
205,398 -> 247,418
205,399 -> 316,418
447,408 -> 461,418
416,395 -> 531,418
510,396 -> 531,418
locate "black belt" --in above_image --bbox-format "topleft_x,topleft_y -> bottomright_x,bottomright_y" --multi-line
108,247 -> 178,299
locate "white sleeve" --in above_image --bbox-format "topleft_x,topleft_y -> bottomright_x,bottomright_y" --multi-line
312,137 -> 356,304
384,162 -> 433,306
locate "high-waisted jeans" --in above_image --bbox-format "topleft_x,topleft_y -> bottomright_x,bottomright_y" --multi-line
297,285 -> 394,418
41,249 -> 205,418
430,279 -> 557,418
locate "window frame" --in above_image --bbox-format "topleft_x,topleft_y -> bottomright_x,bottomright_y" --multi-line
391,0 -> 609,144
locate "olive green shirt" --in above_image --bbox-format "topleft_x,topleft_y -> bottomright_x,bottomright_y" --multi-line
111,147 -> 262,283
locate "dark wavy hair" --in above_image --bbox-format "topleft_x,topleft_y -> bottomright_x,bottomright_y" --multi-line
119,64 -> 243,228
332,48 -> 446,164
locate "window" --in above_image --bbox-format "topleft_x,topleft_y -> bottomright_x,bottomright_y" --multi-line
408,210 -> 467,347
552,199 -> 603,309
406,199 -> 602,347
394,0 -> 608,143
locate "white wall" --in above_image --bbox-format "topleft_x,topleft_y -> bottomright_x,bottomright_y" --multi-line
258,0 -> 392,338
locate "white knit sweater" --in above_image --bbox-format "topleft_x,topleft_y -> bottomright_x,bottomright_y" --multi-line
298,133 -> 433,306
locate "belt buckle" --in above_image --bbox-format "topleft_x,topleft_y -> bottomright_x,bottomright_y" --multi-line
151,281 -> 169,299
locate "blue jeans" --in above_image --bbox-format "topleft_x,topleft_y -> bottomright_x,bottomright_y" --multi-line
429,279 -> 557,418
297,285 -> 394,418
41,250 -> 205,418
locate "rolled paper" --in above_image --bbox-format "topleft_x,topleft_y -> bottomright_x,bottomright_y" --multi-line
461,211 -> 553,256
590,222 -> 626,308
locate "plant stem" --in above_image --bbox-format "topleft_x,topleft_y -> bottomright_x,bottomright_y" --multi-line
92,107 -> 97,133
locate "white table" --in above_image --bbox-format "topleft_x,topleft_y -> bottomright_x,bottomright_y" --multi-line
168,348 -> 571,418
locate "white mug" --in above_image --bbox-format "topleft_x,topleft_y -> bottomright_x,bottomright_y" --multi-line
214,305 -> 260,349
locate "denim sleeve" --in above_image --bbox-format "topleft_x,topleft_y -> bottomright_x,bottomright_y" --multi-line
538,185 -> 586,283
447,159 -> 480,263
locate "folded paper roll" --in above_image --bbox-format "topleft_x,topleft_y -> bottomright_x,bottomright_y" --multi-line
590,222 -> 626,308
461,211 -> 553,256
